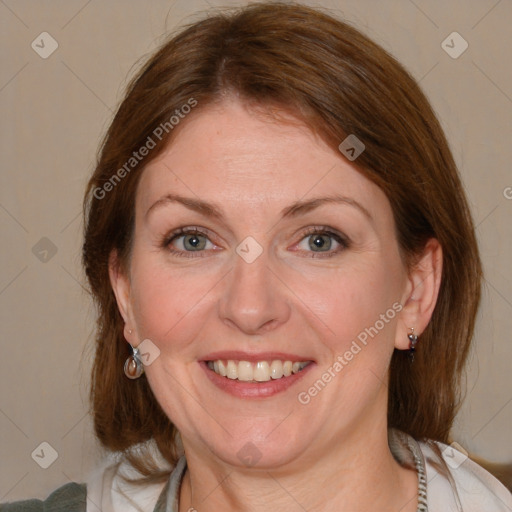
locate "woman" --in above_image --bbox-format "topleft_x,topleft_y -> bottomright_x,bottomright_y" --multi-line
2,2 -> 511,511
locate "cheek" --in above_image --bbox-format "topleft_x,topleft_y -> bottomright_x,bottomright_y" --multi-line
287,255 -> 403,352
130,257 -> 217,354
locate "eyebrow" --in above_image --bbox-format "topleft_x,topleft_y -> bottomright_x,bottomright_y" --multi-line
145,193 -> 372,222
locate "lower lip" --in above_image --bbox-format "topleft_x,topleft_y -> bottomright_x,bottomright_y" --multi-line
200,361 -> 315,398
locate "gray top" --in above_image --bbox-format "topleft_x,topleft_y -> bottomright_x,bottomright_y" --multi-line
0,482 -> 87,512
160,455 -> 187,512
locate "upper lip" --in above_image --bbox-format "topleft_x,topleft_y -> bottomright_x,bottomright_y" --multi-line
201,350 -> 315,363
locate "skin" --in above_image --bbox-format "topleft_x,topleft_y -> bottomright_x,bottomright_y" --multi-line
110,98 -> 442,511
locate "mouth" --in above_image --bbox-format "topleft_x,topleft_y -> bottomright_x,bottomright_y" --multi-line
200,352 -> 315,398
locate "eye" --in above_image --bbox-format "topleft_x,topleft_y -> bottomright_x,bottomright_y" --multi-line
163,226 -> 348,258
295,228 -> 349,256
164,228 -> 216,256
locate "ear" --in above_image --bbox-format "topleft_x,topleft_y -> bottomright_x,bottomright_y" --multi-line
395,238 -> 443,349
108,249 -> 138,345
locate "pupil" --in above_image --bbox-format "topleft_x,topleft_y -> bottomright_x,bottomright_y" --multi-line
310,234 -> 330,251
186,235 -> 203,250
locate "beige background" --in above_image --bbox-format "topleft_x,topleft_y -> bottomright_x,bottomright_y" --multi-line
1,0 -> 511,502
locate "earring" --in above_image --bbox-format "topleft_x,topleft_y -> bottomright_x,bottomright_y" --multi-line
408,328 -> 418,362
124,345 -> 144,379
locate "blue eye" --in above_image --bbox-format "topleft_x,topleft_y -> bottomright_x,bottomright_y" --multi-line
166,229 -> 214,254
296,229 -> 348,256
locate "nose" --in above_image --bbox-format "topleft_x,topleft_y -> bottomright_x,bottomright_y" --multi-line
218,253 -> 291,335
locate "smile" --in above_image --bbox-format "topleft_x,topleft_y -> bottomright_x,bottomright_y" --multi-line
206,359 -> 312,382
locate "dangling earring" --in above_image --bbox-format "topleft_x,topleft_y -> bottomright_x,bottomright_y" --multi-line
124,344 -> 144,379
408,328 -> 418,362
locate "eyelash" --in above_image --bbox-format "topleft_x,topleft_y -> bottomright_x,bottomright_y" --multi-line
161,226 -> 350,259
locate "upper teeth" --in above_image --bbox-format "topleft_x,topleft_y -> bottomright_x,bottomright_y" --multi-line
207,360 -> 310,382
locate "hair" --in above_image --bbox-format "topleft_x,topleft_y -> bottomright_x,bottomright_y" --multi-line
82,1 -> 482,478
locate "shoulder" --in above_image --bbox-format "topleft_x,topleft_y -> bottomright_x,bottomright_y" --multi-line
419,439 -> 512,512
0,482 -> 86,512
85,452 -> 171,512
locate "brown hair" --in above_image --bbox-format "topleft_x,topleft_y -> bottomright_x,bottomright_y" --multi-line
82,2 -> 482,477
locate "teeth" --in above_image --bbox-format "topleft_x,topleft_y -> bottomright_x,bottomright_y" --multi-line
254,361 -> 270,382
227,360 -> 238,379
270,360 -> 283,379
238,361 -> 253,381
207,359 -> 310,382
218,360 -> 227,377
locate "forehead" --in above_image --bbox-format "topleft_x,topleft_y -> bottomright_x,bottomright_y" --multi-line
137,99 -> 390,221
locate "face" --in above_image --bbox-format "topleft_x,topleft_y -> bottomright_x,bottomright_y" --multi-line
113,98 -> 413,470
